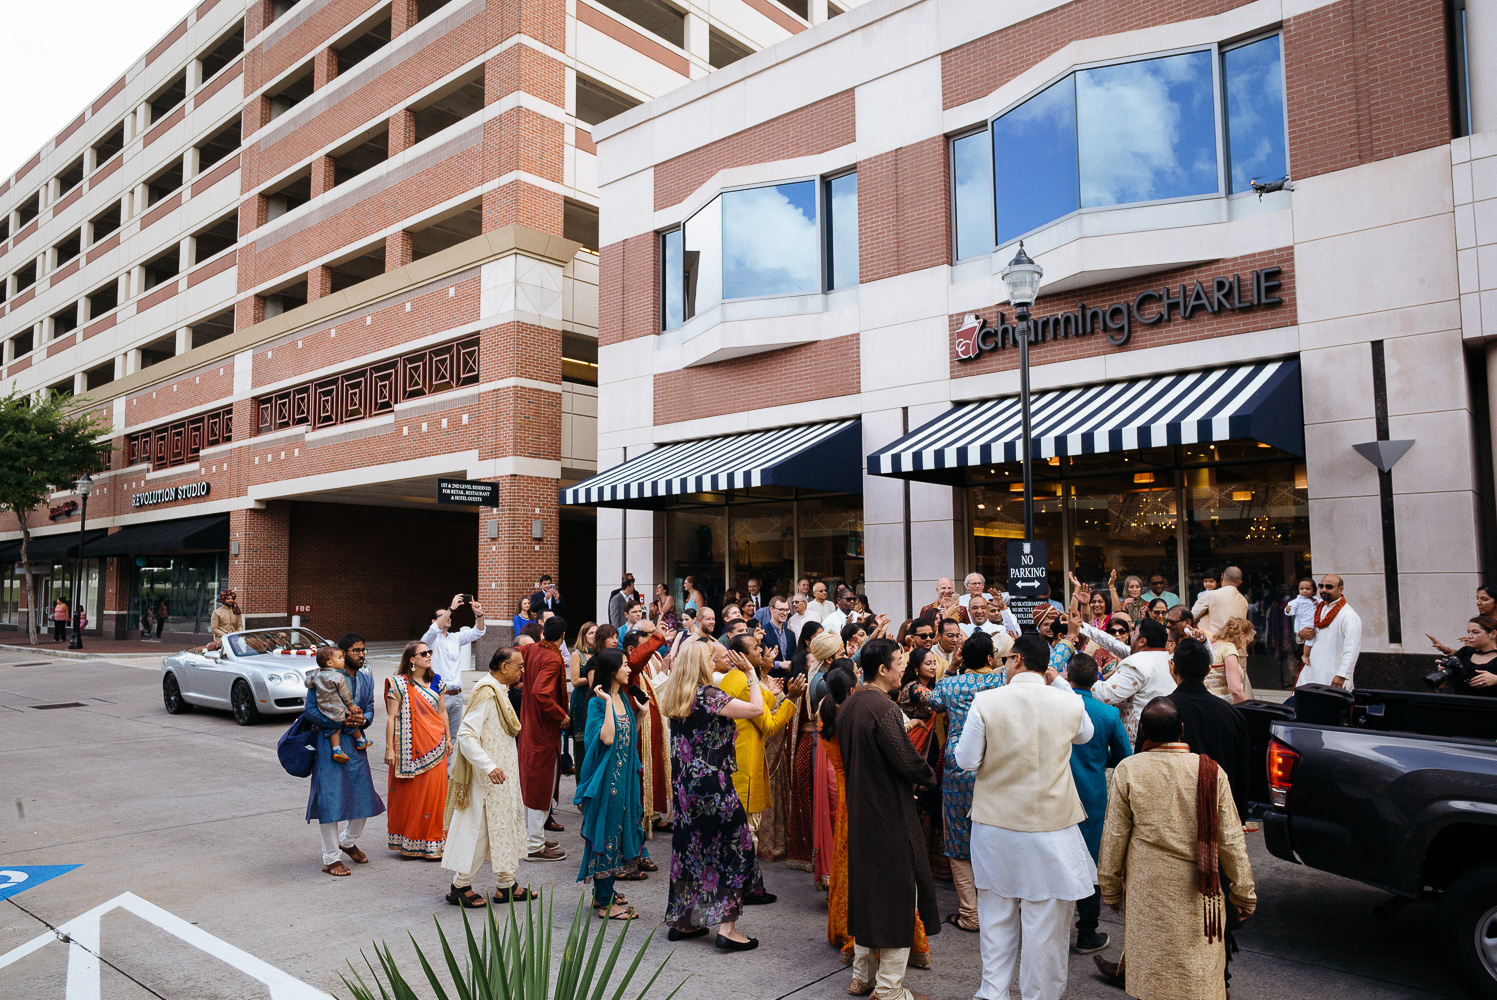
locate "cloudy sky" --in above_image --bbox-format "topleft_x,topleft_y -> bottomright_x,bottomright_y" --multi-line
0,2 -> 193,179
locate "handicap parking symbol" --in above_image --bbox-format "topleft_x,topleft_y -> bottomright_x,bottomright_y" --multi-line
0,865 -> 81,901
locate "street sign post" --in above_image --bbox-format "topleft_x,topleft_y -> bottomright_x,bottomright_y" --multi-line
1006,539 -> 1048,632
436,478 -> 499,506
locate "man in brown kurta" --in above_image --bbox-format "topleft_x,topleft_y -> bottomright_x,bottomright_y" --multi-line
518,616 -> 570,862
836,637 -> 939,1000
1097,698 -> 1256,1000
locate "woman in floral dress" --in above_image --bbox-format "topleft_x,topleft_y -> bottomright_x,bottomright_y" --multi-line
656,639 -> 769,951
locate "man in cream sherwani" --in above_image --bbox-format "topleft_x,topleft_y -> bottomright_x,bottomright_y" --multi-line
954,634 -> 1097,1000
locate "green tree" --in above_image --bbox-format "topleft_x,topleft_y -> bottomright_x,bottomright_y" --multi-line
0,389 -> 111,644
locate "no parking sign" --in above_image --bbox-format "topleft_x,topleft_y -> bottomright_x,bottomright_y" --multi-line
0,865 -> 81,901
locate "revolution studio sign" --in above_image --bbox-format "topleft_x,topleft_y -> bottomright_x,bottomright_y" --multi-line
954,266 -> 1284,362
131,481 -> 210,508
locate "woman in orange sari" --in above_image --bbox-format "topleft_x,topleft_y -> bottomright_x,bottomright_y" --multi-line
822,659 -> 931,968
383,639 -> 450,859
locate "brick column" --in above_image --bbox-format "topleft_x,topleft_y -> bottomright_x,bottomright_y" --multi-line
309,154 -> 336,198
389,110 -> 415,156
391,0 -> 418,36
229,503 -> 291,629
243,95 -> 271,139
386,230 -> 413,271
312,48 -> 338,90
307,265 -> 332,301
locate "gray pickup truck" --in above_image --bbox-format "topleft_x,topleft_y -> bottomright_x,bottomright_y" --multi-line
1240,685 -> 1497,999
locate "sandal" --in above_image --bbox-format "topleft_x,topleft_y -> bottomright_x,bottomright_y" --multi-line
596,904 -> 638,921
493,885 -> 538,904
944,913 -> 978,933
637,858 -> 659,872
446,884 -> 487,908
340,844 -> 369,864
322,861 -> 352,876
616,869 -> 648,880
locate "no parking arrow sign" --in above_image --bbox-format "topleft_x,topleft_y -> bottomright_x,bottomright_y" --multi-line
1006,540 -> 1048,632
0,865 -> 81,901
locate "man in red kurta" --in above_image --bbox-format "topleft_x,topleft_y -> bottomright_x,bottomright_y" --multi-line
518,616 -> 570,861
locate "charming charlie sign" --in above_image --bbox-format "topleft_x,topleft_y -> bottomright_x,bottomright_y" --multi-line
954,266 -> 1284,362
131,481 -> 210,507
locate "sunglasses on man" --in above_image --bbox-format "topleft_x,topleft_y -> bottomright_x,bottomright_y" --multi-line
913,630 -> 935,642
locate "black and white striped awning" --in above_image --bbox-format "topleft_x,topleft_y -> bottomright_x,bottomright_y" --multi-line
561,419 -> 862,507
869,361 -> 1302,481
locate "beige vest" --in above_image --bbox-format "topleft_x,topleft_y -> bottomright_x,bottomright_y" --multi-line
968,675 -> 1087,833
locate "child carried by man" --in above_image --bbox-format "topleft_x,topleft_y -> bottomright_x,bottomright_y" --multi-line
307,645 -> 371,763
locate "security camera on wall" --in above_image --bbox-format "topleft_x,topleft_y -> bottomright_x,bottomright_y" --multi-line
1250,175 -> 1294,200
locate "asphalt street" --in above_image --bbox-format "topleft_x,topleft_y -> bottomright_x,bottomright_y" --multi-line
0,647 -> 1469,1000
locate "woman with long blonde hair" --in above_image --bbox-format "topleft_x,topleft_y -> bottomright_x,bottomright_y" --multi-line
659,638 -> 772,950
1209,616 -> 1257,703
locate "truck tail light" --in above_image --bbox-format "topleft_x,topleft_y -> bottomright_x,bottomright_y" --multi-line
1267,739 -> 1299,809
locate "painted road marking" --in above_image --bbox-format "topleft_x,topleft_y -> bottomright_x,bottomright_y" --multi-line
0,892 -> 332,1000
0,865 -> 81,901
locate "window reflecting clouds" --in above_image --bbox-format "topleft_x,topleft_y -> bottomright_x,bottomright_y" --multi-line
1223,36 -> 1287,194
722,181 -> 820,299
993,74 -> 1078,245
661,228 -> 683,330
827,172 -> 859,289
1076,51 -> 1218,207
683,195 -> 722,321
953,131 -> 995,260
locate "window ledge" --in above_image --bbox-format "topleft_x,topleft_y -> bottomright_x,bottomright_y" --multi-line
659,287 -> 859,369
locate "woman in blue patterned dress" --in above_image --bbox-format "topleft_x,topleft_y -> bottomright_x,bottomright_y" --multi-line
928,628 -> 1014,932
656,638 -> 770,951
574,648 -> 647,920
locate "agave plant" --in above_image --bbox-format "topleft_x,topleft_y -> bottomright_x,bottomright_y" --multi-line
340,892 -> 685,1000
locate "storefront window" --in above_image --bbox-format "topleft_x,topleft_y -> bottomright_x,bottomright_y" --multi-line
1,565 -> 23,625
969,482 -> 1064,598
1185,461 -> 1309,689
669,510 -> 726,612
798,495 -> 864,596
1068,473 -> 1180,592
130,553 -> 228,633
731,503 -> 795,597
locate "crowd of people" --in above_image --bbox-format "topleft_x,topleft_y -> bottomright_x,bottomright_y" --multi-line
283,570 -> 1497,1000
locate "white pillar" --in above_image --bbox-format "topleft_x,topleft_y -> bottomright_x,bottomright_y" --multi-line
809,0 -> 828,22
182,146 -> 199,183
175,327 -> 192,355
113,355 -> 126,380
187,58 -> 204,93
1467,0 -> 1497,134
180,236 -> 196,272
74,372 -> 88,395
130,265 -> 145,299
78,295 -> 90,324
83,147 -> 98,174
126,349 -> 143,375
117,272 -> 131,303
684,12 -> 710,78
2,339 -> 13,364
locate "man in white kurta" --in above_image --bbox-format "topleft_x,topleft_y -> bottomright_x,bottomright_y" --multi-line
1091,618 -> 1176,744
441,649 -> 528,903
1296,574 -> 1363,690
954,634 -> 1096,1000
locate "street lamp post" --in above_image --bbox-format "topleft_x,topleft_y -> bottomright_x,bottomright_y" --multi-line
67,472 -> 92,650
1000,242 -> 1044,543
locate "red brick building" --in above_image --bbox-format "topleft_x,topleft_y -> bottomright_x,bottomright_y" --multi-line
0,0 -> 852,650
580,0 -> 1497,685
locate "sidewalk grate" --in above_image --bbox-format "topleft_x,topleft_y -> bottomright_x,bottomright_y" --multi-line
31,702 -> 87,710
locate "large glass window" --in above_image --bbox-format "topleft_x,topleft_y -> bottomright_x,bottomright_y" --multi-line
797,495 -> 864,595
722,181 -> 819,299
661,228 -> 683,331
731,502 -> 795,597
992,75 -> 1078,246
130,553 -> 229,633
969,480 -> 1065,597
682,195 -> 722,322
668,510 -> 726,611
826,172 -> 859,290
953,130 -> 995,260
1076,51 -> 1218,207
1222,35 -> 1288,194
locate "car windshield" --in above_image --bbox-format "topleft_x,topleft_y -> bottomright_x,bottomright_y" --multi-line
227,629 -> 326,657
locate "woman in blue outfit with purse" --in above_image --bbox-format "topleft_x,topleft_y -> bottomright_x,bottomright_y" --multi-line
573,648 -> 648,920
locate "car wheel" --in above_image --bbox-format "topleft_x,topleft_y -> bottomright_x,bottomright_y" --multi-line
162,673 -> 193,714
231,679 -> 261,726
1439,862 -> 1497,999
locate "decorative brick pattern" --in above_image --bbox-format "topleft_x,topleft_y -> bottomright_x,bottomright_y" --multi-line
256,335 -> 480,432
126,406 -> 235,470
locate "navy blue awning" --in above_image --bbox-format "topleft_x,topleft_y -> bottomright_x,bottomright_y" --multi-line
870,361 -> 1303,482
562,420 -> 862,508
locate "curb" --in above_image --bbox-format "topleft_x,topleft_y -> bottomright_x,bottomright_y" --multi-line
0,643 -> 165,662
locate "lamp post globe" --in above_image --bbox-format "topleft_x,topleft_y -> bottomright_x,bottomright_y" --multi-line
1001,242 -> 1044,551
67,472 -> 92,650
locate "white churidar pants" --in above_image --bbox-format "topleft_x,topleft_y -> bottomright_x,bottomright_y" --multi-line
974,890 -> 1072,1000
318,818 -> 366,866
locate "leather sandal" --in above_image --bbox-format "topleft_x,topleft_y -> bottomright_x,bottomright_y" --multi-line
341,844 -> 369,864
322,861 -> 352,876
616,869 -> 648,880
446,884 -> 487,908
637,858 -> 659,872
493,885 -> 538,904
944,913 -> 978,933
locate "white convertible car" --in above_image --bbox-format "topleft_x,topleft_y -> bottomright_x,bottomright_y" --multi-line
160,627 -> 328,725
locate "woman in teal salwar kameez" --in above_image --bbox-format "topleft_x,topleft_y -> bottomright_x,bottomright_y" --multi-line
574,648 -> 648,920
